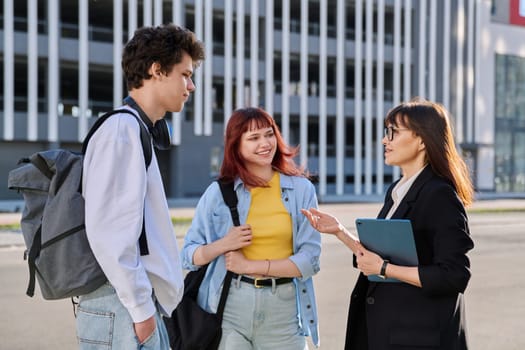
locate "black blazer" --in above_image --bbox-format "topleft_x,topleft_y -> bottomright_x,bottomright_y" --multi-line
345,165 -> 474,350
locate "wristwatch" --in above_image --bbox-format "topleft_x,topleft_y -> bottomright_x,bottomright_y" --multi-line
378,260 -> 389,279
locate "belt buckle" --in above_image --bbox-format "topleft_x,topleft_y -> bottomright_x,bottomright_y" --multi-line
254,278 -> 264,288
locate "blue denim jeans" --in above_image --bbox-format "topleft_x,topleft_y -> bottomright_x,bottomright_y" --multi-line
218,276 -> 308,350
76,283 -> 169,350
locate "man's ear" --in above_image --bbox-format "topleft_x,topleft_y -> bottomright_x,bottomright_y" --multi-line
148,62 -> 163,79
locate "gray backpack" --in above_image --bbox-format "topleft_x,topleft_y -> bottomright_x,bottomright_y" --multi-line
7,109 -> 151,300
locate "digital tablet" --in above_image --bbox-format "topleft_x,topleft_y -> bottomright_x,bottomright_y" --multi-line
355,218 -> 419,283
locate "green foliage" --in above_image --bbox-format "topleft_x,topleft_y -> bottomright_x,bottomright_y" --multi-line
466,208 -> 525,214
0,223 -> 20,231
0,217 -> 194,232
171,217 -> 193,225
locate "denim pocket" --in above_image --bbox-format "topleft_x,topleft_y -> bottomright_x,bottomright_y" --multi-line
76,307 -> 114,349
275,282 -> 296,301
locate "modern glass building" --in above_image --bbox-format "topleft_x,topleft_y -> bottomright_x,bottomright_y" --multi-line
1,0 -> 524,202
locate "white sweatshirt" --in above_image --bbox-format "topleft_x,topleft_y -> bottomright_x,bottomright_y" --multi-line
82,106 -> 183,322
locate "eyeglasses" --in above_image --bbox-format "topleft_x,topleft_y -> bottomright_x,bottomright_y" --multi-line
384,126 -> 410,141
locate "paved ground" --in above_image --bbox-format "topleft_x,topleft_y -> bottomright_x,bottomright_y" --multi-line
1,199 -> 524,349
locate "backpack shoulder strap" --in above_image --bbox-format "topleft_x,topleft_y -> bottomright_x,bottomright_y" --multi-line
217,180 -> 240,226
81,108 -> 151,256
215,180 -> 239,317
82,109 -> 152,169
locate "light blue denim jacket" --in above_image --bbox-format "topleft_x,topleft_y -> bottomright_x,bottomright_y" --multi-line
182,173 -> 321,347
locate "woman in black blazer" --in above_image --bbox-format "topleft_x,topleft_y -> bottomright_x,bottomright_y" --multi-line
303,98 -> 474,349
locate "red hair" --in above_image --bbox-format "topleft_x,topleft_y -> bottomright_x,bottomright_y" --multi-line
219,107 -> 306,187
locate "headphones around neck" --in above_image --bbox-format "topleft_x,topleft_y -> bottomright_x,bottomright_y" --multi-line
123,95 -> 172,150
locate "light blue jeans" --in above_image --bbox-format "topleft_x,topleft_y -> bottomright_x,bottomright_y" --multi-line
218,276 -> 308,350
75,283 -> 169,350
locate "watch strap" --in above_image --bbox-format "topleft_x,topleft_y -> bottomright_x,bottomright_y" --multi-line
379,260 -> 389,278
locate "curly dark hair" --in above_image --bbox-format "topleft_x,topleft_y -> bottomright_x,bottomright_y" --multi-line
122,24 -> 205,90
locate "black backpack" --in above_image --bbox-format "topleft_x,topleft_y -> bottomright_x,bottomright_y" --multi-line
163,181 -> 236,350
7,109 -> 151,300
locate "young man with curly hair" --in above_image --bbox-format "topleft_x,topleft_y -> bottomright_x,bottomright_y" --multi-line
78,24 -> 205,349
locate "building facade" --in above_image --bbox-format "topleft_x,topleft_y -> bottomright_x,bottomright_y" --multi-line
1,0 -> 524,203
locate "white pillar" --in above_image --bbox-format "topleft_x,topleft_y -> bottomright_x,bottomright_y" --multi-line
250,1 -> 259,107
264,0 -> 274,114
376,0 -> 385,194
143,0 -> 152,26
474,0 -> 482,144
194,0 -> 204,135
443,0 -> 451,108
27,0 -> 38,141
204,0 -> 213,135
403,0 -> 412,102
466,0 -> 475,143
154,0 -> 162,25
173,0 -> 183,25
282,0 -> 290,141
128,0 -> 137,39
364,0 -> 373,194
113,0 -> 123,108
391,0 -> 403,183
79,0 -> 89,140
393,0 -> 401,106
336,0 -> 345,195
48,0 -> 59,142
299,0 -> 309,167
428,0 -> 437,101
171,0 -> 184,145
456,0 -> 465,143
235,0 -> 245,108
3,0 -> 14,140
354,0 -> 363,195
224,0 -> 234,126
418,0 -> 427,98
319,0 -> 328,196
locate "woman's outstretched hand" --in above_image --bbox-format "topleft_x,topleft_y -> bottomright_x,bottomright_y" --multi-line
301,207 -> 364,256
301,207 -> 345,235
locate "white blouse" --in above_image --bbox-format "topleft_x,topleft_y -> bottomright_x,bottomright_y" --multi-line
386,166 -> 426,219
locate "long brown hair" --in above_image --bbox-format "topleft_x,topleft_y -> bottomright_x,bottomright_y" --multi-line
385,98 -> 474,206
219,107 -> 305,187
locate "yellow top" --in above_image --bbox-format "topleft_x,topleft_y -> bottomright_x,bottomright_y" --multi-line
242,172 -> 293,260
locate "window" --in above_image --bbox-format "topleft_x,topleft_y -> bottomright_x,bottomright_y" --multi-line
494,54 -> 525,191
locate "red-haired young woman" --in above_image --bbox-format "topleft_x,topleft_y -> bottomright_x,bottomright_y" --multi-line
182,107 -> 321,349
